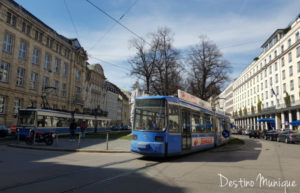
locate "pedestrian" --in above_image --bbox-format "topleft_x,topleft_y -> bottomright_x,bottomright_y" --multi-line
69,119 -> 77,141
80,121 -> 87,138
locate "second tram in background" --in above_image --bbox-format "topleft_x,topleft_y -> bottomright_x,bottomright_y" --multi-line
130,90 -> 231,157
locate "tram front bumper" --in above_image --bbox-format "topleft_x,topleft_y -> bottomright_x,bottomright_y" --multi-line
130,141 -> 165,155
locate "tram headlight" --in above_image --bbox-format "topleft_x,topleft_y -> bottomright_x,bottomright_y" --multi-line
155,136 -> 164,142
132,135 -> 137,140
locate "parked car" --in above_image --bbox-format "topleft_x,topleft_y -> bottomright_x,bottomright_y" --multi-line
243,129 -> 251,135
264,130 -> 279,141
249,130 -> 260,138
277,130 -> 300,143
0,124 -> 11,137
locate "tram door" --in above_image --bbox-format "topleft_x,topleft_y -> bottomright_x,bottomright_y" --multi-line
181,110 -> 191,150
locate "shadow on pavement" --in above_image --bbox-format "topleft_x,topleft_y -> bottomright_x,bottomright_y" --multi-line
0,148 -> 184,193
140,137 -> 262,163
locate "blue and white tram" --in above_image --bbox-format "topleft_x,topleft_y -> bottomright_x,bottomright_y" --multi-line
130,96 -> 231,157
16,108 -> 110,136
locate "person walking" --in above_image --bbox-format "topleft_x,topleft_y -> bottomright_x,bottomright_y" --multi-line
69,120 -> 77,141
80,121 -> 87,138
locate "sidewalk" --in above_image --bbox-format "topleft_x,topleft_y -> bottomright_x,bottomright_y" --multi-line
8,138 -> 131,153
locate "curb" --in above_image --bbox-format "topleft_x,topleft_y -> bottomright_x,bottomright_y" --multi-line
7,144 -> 131,153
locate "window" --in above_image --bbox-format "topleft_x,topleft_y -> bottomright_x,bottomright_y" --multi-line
13,98 -> 23,115
276,86 -> 279,95
275,62 -> 278,71
281,57 -> 285,67
53,80 -> 59,96
288,52 -> 292,62
289,66 -> 293,77
22,22 -> 31,35
63,64 -> 68,76
266,91 -> 268,99
62,83 -> 67,97
261,83 -> 263,91
6,12 -> 16,26
297,47 -> 300,57
291,95 -> 295,104
76,70 -> 80,81
0,62 -> 10,83
42,77 -> 49,91
296,32 -> 300,41
283,83 -> 286,93
16,68 -> 25,87
281,45 -> 284,53
3,34 -> 13,53
288,38 -> 291,47
32,48 -> 39,64
275,74 -> 278,83
282,70 -> 286,80
30,72 -> 38,90
298,77 -> 300,88
35,30 -> 43,42
18,41 -> 27,59
0,96 -> 6,114
265,80 -> 267,88
270,77 -> 272,86
168,105 -> 180,133
75,87 -> 81,98
44,55 -> 51,70
298,62 -> 300,73
269,66 -> 272,74
290,80 -> 294,91
54,59 -> 60,73
274,50 -> 277,57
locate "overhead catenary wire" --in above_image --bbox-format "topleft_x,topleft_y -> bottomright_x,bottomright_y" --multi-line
88,54 -> 131,73
64,0 -> 80,39
85,0 -> 151,46
88,0 -> 139,51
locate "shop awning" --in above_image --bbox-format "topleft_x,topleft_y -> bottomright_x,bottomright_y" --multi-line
257,118 -> 275,123
289,120 -> 300,126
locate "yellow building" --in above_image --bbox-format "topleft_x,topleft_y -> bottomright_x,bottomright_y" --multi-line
0,0 -> 87,126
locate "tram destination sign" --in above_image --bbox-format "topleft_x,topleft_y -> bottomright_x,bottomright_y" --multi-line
178,90 -> 212,110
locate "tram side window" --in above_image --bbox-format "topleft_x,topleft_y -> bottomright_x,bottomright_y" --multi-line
37,116 -> 50,127
191,113 -> 201,133
203,113 -> 213,133
168,105 -> 180,133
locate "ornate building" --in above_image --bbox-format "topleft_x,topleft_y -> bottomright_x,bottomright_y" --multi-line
83,63 -> 107,116
0,0 -> 87,126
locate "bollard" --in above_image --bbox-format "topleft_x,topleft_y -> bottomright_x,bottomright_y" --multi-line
106,132 -> 109,150
77,133 -> 81,148
33,129 -> 36,145
17,128 -> 20,144
55,134 -> 59,146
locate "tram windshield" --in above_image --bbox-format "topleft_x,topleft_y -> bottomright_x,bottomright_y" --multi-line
17,110 -> 36,127
134,99 -> 166,131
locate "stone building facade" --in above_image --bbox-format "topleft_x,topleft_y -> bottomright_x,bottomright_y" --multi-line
83,63 -> 107,116
226,14 -> 300,131
0,0 -> 87,126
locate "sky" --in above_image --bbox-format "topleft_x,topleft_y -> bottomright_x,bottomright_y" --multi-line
14,0 -> 300,91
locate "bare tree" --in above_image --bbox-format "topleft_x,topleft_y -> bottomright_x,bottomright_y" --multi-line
129,38 -> 157,94
129,27 -> 183,96
187,36 -> 230,100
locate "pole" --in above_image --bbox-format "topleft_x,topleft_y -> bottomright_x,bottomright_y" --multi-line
106,131 -> 109,150
78,133 -> 81,148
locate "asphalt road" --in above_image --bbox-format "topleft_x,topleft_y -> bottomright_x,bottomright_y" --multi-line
0,136 -> 299,193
